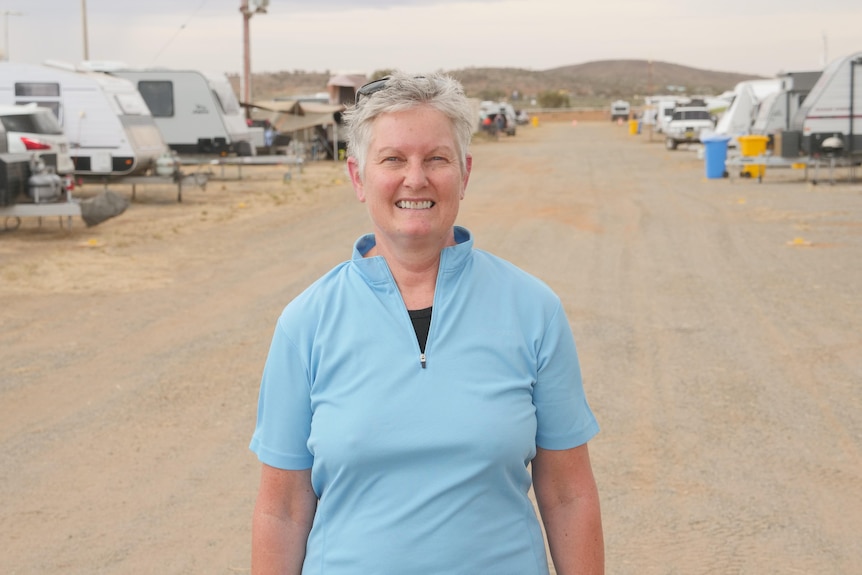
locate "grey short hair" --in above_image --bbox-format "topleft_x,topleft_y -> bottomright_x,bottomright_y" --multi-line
343,71 -> 474,176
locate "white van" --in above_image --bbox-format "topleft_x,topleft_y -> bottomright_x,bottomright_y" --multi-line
610,100 -> 630,121
0,103 -> 74,174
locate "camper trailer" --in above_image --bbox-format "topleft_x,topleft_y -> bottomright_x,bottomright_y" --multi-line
714,79 -> 783,147
610,100 -> 630,121
789,51 -> 862,157
105,68 -> 254,156
752,71 -> 821,133
0,62 -> 169,177
750,71 -> 821,157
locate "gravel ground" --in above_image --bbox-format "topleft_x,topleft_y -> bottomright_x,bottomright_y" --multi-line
1,120 -> 860,574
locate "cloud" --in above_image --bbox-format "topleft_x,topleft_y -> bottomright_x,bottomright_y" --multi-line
5,0 -> 862,78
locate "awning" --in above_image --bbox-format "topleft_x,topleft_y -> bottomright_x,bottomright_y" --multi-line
243,100 -> 345,133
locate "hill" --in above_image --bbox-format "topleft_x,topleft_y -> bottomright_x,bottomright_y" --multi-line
234,59 -> 764,107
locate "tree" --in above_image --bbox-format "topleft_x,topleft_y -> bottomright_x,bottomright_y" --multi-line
477,88 -> 507,101
537,90 -> 571,108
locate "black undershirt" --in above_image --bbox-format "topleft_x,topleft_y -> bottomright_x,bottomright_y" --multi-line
408,306 -> 432,353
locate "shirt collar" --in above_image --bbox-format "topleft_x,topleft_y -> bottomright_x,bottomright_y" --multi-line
351,226 -> 474,284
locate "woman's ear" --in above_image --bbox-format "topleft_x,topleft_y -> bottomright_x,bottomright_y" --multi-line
347,157 -> 366,202
460,154 -> 473,199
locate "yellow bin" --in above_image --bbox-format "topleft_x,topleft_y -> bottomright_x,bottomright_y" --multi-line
738,134 -> 769,179
628,118 -> 639,135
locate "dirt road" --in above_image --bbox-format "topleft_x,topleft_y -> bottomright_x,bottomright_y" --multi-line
1,121 -> 860,574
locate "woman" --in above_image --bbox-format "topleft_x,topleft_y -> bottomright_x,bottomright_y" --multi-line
250,72 -> 603,574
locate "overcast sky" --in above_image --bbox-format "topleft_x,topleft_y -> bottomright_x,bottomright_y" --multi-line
4,0 -> 860,81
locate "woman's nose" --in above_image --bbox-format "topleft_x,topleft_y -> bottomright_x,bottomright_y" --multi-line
403,160 -> 428,188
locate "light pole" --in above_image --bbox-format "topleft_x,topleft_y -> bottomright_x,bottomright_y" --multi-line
3,10 -> 23,61
239,0 -> 268,109
81,0 -> 89,60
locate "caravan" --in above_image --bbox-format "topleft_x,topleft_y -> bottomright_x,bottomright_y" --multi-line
750,71 -> 821,157
713,79 -> 783,146
789,51 -> 862,156
102,68 -> 255,156
0,62 -> 168,177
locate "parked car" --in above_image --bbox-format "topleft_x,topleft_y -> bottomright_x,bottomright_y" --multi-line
664,104 -> 715,150
0,104 -> 75,174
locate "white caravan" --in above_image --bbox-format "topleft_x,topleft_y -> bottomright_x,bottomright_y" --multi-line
610,100 -> 630,121
713,78 -> 783,147
0,62 -> 168,177
104,68 -> 254,156
752,71 -> 821,133
790,50 -> 862,156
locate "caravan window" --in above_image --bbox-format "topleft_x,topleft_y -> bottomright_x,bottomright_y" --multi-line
0,111 -> 64,135
15,83 -> 60,97
14,101 -> 61,118
14,83 -> 62,121
136,81 -> 174,117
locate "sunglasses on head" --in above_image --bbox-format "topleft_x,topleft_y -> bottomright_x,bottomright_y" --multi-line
354,75 -> 427,106
354,76 -> 391,106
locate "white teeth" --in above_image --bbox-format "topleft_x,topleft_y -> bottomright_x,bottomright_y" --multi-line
396,200 -> 433,209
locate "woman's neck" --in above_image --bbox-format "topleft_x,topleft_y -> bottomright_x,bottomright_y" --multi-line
368,237 -> 450,310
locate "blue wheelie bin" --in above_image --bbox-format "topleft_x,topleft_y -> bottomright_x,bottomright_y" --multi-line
701,134 -> 731,179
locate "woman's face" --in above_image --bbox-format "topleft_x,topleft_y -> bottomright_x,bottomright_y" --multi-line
348,105 -> 471,251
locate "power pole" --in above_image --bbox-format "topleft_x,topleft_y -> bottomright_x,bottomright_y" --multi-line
3,10 -> 23,61
81,0 -> 89,60
239,0 -> 268,111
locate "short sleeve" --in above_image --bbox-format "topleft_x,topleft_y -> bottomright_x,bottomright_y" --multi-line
249,316 -> 315,470
533,302 -> 599,450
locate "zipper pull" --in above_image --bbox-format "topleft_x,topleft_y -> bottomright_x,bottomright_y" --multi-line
420,353 -> 427,369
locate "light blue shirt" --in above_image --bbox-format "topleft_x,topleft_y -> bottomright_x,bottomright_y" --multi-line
250,226 -> 599,574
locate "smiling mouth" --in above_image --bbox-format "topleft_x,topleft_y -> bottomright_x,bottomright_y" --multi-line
396,200 -> 434,209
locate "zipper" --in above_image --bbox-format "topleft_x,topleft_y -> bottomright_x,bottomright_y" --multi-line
382,255 -> 443,371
